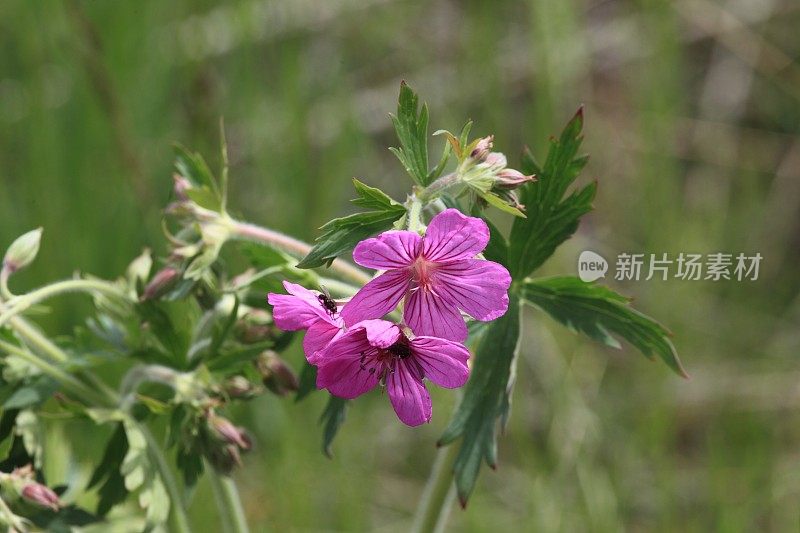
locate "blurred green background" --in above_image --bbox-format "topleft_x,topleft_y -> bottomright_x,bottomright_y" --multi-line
2,0 -> 800,530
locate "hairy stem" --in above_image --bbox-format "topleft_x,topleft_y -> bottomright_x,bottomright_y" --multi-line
0,494 -> 25,532
0,278 -> 129,329
229,220 -> 371,286
0,312 -> 193,532
416,172 -> 460,203
0,339 -> 108,406
140,424 -> 193,533
410,442 -> 459,533
207,464 -> 251,533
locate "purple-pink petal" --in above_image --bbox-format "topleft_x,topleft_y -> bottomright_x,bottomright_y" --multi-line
403,288 -> 468,342
352,230 -> 422,270
303,321 -> 343,364
422,209 -> 490,263
410,336 -> 471,389
386,360 -> 432,426
315,329 -> 378,398
340,270 -> 410,325
360,319 -> 401,348
433,259 -> 511,321
267,281 -> 330,330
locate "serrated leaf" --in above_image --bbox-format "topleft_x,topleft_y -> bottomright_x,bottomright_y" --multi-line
297,208 -> 405,270
438,295 -> 521,506
350,179 -> 401,211
508,107 -> 594,278
390,81 -> 432,185
320,395 -> 347,458
521,276 -> 687,377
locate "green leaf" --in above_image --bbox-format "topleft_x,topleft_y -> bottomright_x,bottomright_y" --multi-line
320,395 -> 347,458
295,361 -> 318,402
297,208 -> 405,270
481,217 -> 508,265
174,145 -> 220,197
438,295 -> 522,506
508,107 -> 595,278
479,191 -> 526,218
3,377 -> 58,409
521,276 -> 687,377
350,179 -> 402,211
87,425 -> 130,516
389,81 -> 432,185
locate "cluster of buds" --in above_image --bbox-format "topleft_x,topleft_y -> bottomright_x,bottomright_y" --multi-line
458,135 -> 536,213
165,173 -> 234,280
205,412 -> 252,473
0,465 -> 61,513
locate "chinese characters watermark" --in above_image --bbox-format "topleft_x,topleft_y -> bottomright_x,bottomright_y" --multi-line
578,251 -> 762,282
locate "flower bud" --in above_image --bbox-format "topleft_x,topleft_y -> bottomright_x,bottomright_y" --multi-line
141,267 -> 181,301
223,376 -> 258,399
3,228 -> 42,275
494,168 -> 536,189
209,414 -> 251,450
173,174 -> 192,202
257,352 -> 299,396
21,482 -> 60,511
469,135 -> 494,161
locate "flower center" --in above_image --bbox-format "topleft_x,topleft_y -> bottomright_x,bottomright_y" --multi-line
358,340 -> 413,385
411,257 -> 437,289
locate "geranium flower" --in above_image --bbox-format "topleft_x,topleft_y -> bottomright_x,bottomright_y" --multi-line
267,281 -> 344,362
340,209 -> 511,342
315,320 -> 470,426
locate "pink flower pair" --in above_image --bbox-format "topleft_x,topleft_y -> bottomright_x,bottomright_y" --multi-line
267,209 -> 511,425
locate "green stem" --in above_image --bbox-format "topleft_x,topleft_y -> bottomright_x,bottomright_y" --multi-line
416,172 -> 460,203
229,220 -> 371,286
140,424 -> 193,533
207,463 -> 250,533
0,310 -> 193,532
410,442 -> 459,533
406,196 -> 424,233
0,278 -> 128,329
0,493 -> 25,532
0,339 -> 108,407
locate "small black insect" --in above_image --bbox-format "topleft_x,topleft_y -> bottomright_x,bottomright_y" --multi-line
317,287 -> 338,316
387,341 -> 411,359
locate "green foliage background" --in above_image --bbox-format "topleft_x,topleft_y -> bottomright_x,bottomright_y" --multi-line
2,0 -> 799,530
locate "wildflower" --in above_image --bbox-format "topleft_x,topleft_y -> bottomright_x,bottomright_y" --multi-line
315,320 -> 470,426
21,482 -> 61,511
341,209 -> 511,341
267,281 -> 345,361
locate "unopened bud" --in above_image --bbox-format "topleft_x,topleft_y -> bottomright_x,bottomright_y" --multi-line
469,135 -> 494,161
173,174 -> 192,202
21,482 -> 60,511
257,352 -> 299,396
494,168 -> 536,189
3,228 -> 42,275
223,376 -> 258,399
209,414 -> 251,450
209,444 -> 243,473
141,267 -> 181,301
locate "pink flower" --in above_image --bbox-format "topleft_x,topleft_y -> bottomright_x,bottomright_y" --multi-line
315,320 -> 470,426
267,281 -> 344,362
341,209 -> 511,342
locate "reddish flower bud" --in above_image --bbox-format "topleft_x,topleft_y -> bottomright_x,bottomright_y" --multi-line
209,414 -> 251,451
21,482 -> 60,511
173,174 -> 192,202
141,267 -> 181,301
469,135 -> 494,161
257,352 -> 299,396
494,168 -> 536,189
